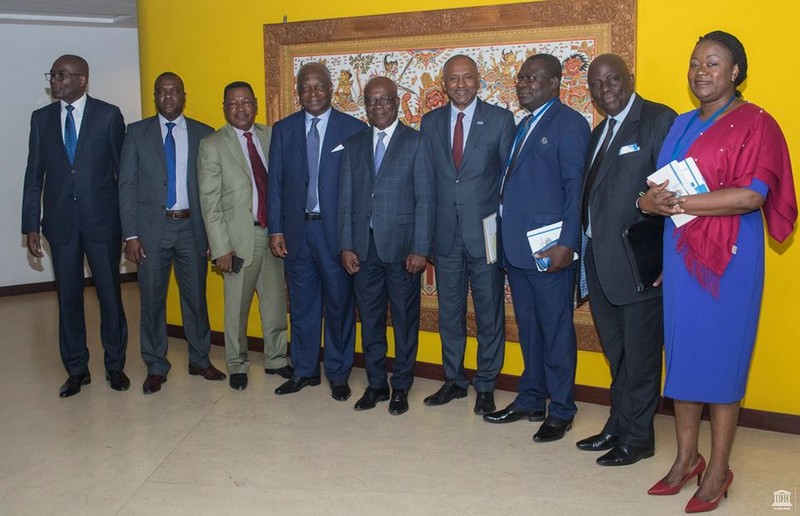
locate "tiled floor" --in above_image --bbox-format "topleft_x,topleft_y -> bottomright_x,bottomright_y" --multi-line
0,284 -> 797,515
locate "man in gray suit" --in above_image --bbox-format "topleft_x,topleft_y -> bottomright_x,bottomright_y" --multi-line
119,72 -> 225,394
577,54 -> 676,465
420,55 -> 516,414
198,81 -> 290,392
338,77 -> 434,415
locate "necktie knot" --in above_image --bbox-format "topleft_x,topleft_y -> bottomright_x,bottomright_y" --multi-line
310,118 -> 319,131
65,104 -> 75,113
456,112 -> 464,122
377,131 -> 386,141
243,131 -> 253,142
166,121 -> 176,132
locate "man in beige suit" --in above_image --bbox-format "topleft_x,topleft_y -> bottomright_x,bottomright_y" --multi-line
198,81 -> 291,391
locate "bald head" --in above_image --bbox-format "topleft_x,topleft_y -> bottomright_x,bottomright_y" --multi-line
49,54 -> 89,104
587,53 -> 634,117
297,62 -> 333,116
364,76 -> 400,130
441,54 -> 480,110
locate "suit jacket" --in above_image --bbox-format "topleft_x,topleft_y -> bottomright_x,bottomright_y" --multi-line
420,98 -> 515,259
338,122 -> 435,263
500,99 -> 591,269
118,115 -> 213,256
22,96 -> 125,244
267,109 -> 367,260
197,123 -> 271,266
582,95 -> 676,305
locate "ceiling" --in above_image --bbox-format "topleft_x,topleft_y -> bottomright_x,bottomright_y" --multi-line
0,0 -> 137,28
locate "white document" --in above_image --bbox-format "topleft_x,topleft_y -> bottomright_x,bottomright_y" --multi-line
482,212 -> 498,264
526,221 -> 578,272
647,157 -> 709,228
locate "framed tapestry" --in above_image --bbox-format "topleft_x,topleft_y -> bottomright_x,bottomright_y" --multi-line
263,0 -> 637,352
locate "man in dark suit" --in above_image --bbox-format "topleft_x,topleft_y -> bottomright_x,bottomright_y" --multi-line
199,81 -> 290,392
420,55 -> 515,415
22,54 -> 129,397
338,77 -> 434,415
483,54 -> 590,443
576,54 -> 676,465
268,63 -> 367,401
119,72 -> 226,394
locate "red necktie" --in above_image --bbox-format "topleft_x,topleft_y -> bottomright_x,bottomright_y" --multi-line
452,112 -> 464,170
244,131 -> 268,227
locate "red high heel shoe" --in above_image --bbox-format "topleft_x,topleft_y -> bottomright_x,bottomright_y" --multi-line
648,455 -> 706,495
685,469 -> 734,513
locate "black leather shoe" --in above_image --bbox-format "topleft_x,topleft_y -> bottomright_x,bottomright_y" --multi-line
274,376 -> 321,395
106,370 -> 130,391
596,444 -> 655,466
483,406 -> 546,424
189,362 -> 226,381
423,381 -> 467,406
473,391 -> 496,415
389,389 -> 409,415
331,382 -> 351,401
59,372 -> 91,398
533,417 -> 573,442
143,374 -> 166,394
229,373 -> 248,391
576,432 -> 619,452
264,365 -> 294,379
354,387 -> 390,410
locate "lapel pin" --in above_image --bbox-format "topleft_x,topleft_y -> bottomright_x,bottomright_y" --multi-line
541,137 -> 548,144
476,120 -> 484,125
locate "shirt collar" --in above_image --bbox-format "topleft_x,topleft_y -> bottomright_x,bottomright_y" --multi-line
305,107 -> 332,124
61,93 -> 87,113
231,124 -> 256,138
608,92 -> 637,126
450,97 -> 478,120
373,118 -> 399,140
158,113 -> 186,129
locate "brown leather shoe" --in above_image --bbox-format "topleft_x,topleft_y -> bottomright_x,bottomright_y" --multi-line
143,374 -> 166,394
188,362 -> 226,381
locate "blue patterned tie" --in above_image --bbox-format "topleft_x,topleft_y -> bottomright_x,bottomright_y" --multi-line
305,117 -> 320,213
64,104 -> 77,164
373,131 -> 386,175
165,122 -> 177,209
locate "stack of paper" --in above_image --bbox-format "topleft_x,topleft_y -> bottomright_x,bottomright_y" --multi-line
647,157 -> 709,227
526,221 -> 578,272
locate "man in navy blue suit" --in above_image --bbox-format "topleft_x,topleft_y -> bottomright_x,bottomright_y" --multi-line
483,54 -> 590,442
338,77 -> 434,415
22,55 -> 129,397
268,62 -> 367,401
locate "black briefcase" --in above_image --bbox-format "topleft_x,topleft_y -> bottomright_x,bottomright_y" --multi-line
622,217 -> 664,292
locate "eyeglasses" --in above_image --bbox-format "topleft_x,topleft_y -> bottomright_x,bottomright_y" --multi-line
516,74 -> 549,84
45,71 -> 84,82
365,96 -> 397,107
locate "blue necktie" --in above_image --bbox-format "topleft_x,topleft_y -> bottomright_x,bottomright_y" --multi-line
374,131 -> 386,175
64,104 -> 77,164
165,122 -> 177,209
305,117 -> 320,213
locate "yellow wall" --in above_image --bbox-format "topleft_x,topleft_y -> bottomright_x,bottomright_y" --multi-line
142,0 -> 800,415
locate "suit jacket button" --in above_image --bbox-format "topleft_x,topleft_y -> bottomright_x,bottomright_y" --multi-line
163,181 -> 167,186
455,179 -> 460,184
161,205 -> 165,209
71,169 -> 76,174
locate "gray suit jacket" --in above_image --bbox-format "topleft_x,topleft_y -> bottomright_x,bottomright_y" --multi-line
420,99 -> 515,259
198,123 -> 271,266
119,115 -> 213,255
338,122 -> 434,263
582,95 -> 676,305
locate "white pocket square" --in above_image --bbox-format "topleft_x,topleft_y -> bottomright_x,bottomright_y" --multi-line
332,144 -> 344,152
619,143 -> 640,155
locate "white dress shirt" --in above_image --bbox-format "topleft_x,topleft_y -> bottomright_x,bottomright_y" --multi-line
305,107 -> 332,213
449,97 -> 477,152
60,93 -> 87,143
233,125 -> 268,223
159,114 -> 189,210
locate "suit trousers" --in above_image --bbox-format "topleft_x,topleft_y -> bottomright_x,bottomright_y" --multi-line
505,261 -> 577,421
222,226 -> 289,375
137,217 -> 211,376
50,223 -> 128,375
585,239 -> 663,448
285,220 -> 355,383
435,225 -> 505,392
354,232 -> 421,391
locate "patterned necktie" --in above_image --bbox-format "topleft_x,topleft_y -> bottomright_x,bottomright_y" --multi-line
499,114 -> 534,200
244,132 -> 268,227
374,131 -> 386,175
306,117 -> 321,213
452,112 -> 464,170
582,117 -> 617,230
64,104 -> 77,164
164,122 -> 177,209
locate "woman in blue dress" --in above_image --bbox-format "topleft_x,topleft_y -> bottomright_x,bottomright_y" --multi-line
639,31 -> 796,513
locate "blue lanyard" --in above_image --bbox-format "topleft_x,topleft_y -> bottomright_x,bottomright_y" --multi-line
670,96 -> 736,161
505,98 -> 557,171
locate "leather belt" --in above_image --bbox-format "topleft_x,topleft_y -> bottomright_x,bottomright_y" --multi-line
166,209 -> 191,220
305,212 -> 322,221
